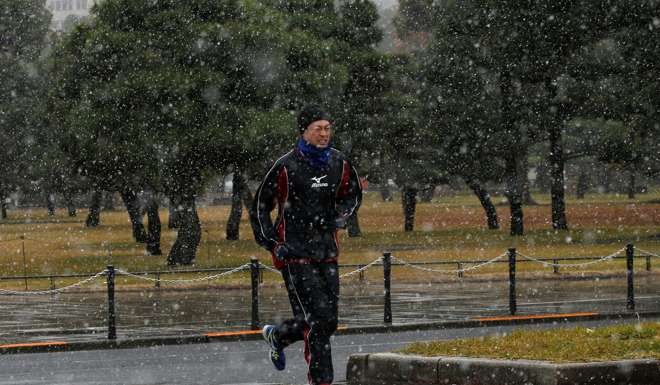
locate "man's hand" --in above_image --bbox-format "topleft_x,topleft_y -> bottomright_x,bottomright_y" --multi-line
273,243 -> 290,260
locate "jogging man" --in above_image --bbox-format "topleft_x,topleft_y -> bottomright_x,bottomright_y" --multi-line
250,105 -> 362,385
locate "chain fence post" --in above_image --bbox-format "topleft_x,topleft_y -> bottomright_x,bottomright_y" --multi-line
358,264 -> 364,282
457,262 -> 463,278
383,252 -> 392,324
21,236 -> 28,291
508,248 -> 517,316
250,257 -> 260,330
155,272 -> 161,288
553,259 -> 559,274
646,254 -> 651,272
626,244 -> 635,311
106,265 -> 116,340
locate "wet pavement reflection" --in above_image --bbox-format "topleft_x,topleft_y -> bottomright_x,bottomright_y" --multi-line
1,274 -> 658,344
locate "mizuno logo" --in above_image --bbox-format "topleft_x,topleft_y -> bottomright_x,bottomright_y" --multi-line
311,175 -> 327,184
311,175 -> 328,188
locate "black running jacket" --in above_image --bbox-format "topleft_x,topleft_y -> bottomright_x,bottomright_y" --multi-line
250,147 -> 362,269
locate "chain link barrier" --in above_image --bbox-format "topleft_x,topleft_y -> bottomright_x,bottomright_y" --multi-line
636,248 -> 660,259
0,270 -> 107,296
257,257 -> 384,278
339,257 -> 383,278
0,245 -> 652,294
115,264 -> 251,284
517,247 -> 626,268
391,253 -> 507,274
259,264 -> 282,274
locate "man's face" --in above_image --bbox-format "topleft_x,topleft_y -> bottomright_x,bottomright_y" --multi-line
302,119 -> 332,148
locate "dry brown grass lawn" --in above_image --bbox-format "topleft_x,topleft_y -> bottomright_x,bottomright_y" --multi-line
400,322 -> 660,363
0,191 -> 658,288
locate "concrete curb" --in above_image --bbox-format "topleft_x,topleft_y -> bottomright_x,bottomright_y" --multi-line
2,310 -> 659,355
346,353 -> 660,385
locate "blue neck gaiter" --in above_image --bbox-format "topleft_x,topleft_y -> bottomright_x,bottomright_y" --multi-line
297,137 -> 332,169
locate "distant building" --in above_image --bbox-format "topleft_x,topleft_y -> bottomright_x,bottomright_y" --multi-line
45,0 -> 99,31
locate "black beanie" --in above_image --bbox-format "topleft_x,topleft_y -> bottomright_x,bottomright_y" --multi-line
297,104 -> 332,134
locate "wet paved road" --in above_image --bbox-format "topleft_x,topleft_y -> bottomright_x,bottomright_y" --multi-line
1,274 -> 659,344
1,317 -> 658,385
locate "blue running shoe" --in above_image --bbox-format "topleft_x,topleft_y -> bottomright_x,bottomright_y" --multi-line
262,325 -> 286,371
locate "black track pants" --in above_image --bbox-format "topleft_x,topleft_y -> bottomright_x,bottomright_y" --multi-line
275,262 -> 339,385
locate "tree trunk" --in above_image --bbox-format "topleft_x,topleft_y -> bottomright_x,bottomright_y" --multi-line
240,178 -> 254,211
168,197 -> 179,229
103,191 -> 115,210
347,211 -> 362,237
145,193 -> 162,255
505,155 -> 525,236
501,71 -> 524,236
380,185 -> 393,201
0,188 -> 7,219
576,170 -> 588,199
465,178 -> 499,230
402,186 -> 417,232
121,189 -> 147,243
546,79 -> 568,230
628,171 -> 636,199
46,194 -> 56,216
85,190 -> 102,227
226,171 -> 243,240
167,196 -> 201,266
521,156 -> 537,205
549,125 -> 568,230
63,190 -> 76,216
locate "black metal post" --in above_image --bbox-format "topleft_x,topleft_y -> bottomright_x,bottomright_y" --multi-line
106,265 -> 116,340
21,237 -> 28,291
457,262 -> 463,278
626,244 -> 635,311
383,252 -> 392,324
646,255 -> 651,272
250,257 -> 260,330
508,248 -> 517,315
155,272 -> 160,288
